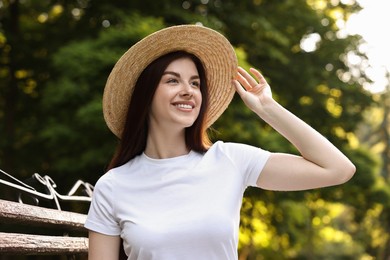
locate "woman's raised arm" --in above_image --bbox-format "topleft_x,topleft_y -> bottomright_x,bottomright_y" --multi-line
234,67 -> 356,191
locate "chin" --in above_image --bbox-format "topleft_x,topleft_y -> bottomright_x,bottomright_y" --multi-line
175,117 -> 198,128
182,122 -> 196,128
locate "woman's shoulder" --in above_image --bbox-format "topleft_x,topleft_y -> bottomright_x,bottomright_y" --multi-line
94,154 -> 146,187
210,140 -> 257,151
206,140 -> 245,158
209,140 -> 233,149
208,140 -> 270,160
93,161 -> 130,186
92,169 -> 116,192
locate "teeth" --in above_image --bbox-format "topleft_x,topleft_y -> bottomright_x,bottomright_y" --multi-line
176,104 -> 192,109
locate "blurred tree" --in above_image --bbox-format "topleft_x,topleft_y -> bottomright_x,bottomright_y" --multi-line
355,74 -> 390,259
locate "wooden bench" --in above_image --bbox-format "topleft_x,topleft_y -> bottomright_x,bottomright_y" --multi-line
0,198 -> 89,257
0,169 -> 94,257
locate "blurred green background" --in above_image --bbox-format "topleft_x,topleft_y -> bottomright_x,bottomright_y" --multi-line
1,0 -> 389,259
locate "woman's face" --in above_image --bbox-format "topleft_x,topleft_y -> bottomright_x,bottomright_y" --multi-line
149,57 -> 202,131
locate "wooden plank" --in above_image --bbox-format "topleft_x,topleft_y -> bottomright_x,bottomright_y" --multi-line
0,199 -> 87,230
0,232 -> 88,255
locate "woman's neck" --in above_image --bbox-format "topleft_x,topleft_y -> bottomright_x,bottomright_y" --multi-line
144,126 -> 189,159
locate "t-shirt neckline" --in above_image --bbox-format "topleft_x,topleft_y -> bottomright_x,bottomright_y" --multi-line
141,150 -> 196,165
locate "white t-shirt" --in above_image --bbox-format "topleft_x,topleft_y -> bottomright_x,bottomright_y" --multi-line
85,141 -> 270,260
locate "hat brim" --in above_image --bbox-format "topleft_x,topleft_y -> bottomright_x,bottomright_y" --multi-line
103,24 -> 238,138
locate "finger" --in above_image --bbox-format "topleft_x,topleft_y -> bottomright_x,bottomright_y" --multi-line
236,71 -> 252,91
238,67 -> 258,87
249,68 -> 267,85
233,79 -> 246,97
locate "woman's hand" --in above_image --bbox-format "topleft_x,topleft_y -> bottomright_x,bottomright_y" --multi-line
234,67 -> 273,115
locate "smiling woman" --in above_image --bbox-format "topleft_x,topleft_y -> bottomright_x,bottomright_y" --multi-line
84,24 -> 355,260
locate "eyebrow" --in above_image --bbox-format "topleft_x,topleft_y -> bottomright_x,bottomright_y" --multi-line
163,71 -> 200,80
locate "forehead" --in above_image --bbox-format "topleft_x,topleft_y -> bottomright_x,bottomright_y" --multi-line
165,57 -> 198,72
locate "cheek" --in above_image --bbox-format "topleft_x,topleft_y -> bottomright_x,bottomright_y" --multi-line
152,87 -> 170,106
150,90 -> 165,115
196,90 -> 203,105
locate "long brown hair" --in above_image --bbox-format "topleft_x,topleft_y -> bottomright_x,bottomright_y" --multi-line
107,51 -> 211,171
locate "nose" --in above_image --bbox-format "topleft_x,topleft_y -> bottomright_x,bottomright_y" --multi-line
180,83 -> 194,97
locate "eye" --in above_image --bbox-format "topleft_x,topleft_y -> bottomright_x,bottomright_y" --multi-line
191,80 -> 200,88
165,78 -> 179,85
167,78 -> 179,84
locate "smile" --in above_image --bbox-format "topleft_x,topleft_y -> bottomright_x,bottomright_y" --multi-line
175,104 -> 193,109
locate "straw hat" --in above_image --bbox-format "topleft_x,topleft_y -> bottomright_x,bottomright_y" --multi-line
103,24 -> 238,138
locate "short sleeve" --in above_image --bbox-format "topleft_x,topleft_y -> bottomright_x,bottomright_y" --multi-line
218,141 -> 271,187
84,172 -> 121,236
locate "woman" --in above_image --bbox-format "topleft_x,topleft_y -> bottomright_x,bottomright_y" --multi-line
85,25 -> 355,260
